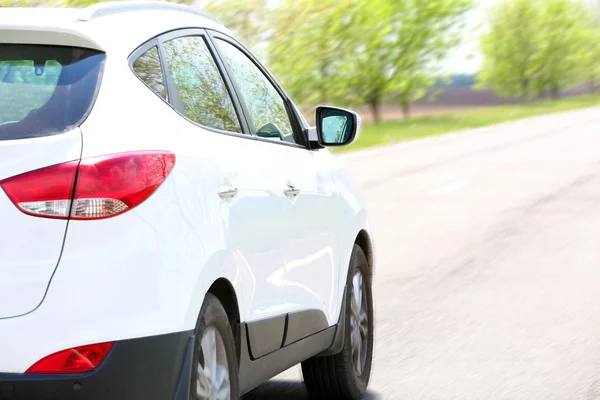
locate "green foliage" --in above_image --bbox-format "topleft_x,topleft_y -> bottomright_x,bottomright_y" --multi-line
202,0 -> 270,53
262,0 -> 473,122
266,0 -> 366,106
578,0 -> 600,91
478,0 -> 593,99
387,0 -> 473,118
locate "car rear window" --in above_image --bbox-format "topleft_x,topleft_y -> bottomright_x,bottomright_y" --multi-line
0,44 -> 105,141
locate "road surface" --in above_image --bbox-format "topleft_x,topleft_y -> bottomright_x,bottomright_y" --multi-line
244,106 -> 600,399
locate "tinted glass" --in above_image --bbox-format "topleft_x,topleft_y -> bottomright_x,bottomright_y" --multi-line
0,44 -> 105,141
133,46 -> 166,99
162,36 -> 241,133
215,39 -> 294,142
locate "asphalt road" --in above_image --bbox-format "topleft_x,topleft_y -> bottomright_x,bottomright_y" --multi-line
244,106 -> 600,399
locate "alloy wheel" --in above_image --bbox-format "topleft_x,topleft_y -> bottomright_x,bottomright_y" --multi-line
350,269 -> 369,376
196,326 -> 231,400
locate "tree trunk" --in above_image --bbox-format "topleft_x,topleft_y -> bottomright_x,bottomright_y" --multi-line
590,76 -> 596,94
550,86 -> 559,100
520,79 -> 529,100
401,100 -> 410,120
369,98 -> 381,124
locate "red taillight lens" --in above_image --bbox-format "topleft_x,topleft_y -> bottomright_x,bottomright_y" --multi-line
26,342 -> 114,374
0,161 -> 78,218
72,151 -> 176,219
0,151 -> 175,220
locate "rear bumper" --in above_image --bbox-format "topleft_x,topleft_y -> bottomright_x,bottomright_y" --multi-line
0,330 -> 193,400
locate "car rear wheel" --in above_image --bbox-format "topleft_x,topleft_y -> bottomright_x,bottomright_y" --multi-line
301,244 -> 374,399
191,293 -> 239,400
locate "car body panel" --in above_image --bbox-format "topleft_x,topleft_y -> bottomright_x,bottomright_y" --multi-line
0,129 -> 82,319
280,147 -> 341,323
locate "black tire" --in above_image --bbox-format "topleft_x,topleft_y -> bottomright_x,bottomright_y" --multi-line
190,293 -> 240,400
301,245 -> 374,399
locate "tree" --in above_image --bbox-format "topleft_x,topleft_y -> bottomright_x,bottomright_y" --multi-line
387,0 -> 473,119
267,0 -> 473,123
579,0 -> 600,92
335,0 -> 397,123
478,0 -> 543,99
200,0 -> 272,55
478,0 -> 590,100
266,0 -> 368,108
535,0 -> 590,98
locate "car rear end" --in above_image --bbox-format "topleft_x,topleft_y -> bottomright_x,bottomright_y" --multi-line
0,11 -> 193,399
0,42 -> 104,319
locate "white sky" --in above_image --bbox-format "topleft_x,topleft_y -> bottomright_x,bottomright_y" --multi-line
444,0 -> 499,74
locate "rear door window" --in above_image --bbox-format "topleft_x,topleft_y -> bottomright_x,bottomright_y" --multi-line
0,44 -> 105,141
162,36 -> 242,134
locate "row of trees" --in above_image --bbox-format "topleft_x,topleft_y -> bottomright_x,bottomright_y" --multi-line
478,0 -> 600,100
202,0 -> 473,123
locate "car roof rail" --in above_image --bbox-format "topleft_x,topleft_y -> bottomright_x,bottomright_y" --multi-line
76,1 -> 223,25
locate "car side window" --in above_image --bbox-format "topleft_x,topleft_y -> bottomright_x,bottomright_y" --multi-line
132,46 -> 166,100
162,36 -> 242,134
215,39 -> 295,143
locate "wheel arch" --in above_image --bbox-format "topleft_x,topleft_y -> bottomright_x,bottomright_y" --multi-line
355,229 -> 374,278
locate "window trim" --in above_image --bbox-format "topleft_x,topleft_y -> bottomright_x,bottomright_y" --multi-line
129,39 -> 168,102
206,29 -> 309,150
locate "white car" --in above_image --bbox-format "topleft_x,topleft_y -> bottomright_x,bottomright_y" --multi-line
0,3 -> 374,399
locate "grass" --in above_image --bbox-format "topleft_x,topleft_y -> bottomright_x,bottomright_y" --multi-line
337,92 -> 600,153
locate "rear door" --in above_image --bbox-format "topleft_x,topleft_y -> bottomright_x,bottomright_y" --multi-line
156,30 -> 292,358
0,44 -> 105,318
210,34 -> 338,339
279,149 -> 341,327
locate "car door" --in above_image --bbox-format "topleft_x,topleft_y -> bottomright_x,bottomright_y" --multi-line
155,30 -> 291,358
281,149 -> 342,331
210,33 -> 341,342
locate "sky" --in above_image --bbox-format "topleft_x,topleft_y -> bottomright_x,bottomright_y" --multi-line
444,0 -> 498,74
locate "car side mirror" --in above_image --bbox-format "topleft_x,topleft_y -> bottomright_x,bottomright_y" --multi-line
315,106 -> 361,147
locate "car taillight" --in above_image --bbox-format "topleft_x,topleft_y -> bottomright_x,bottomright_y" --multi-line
0,151 -> 175,220
26,342 -> 114,374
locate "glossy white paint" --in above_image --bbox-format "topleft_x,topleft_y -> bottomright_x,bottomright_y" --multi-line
0,130 -> 82,318
0,3 -> 372,373
281,148 -> 341,323
331,157 -> 373,319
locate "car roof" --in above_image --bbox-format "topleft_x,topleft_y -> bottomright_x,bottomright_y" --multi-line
0,2 -> 232,54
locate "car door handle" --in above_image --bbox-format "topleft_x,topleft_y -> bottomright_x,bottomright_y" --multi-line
217,185 -> 238,199
284,182 -> 300,197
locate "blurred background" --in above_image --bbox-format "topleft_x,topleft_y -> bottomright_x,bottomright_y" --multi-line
2,0 -> 600,151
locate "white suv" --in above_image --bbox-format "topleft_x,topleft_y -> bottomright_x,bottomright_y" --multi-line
0,3 -> 374,399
